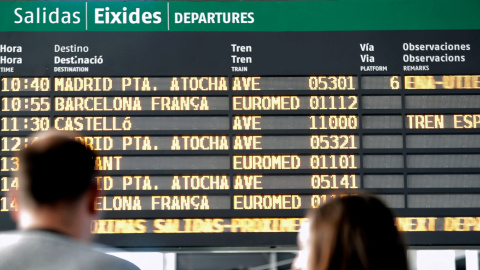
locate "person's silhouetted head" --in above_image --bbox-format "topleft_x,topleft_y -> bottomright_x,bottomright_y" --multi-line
17,131 -> 96,206
294,194 -> 408,270
1,131 -> 139,270
11,130 -> 99,241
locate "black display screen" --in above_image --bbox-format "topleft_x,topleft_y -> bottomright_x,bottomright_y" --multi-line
1,0 -> 480,248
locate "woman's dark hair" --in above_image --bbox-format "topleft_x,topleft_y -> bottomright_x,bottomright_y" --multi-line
307,194 -> 408,270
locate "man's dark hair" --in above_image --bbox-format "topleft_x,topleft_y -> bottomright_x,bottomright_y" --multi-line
18,135 -> 96,204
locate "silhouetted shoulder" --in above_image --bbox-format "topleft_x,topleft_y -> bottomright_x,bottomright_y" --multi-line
0,230 -> 140,270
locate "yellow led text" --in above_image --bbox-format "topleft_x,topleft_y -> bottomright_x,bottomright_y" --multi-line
94,156 -> 122,171
76,136 -> 113,150
55,97 -> 141,111
234,175 -> 263,189
407,115 -> 444,129
91,219 -> 147,234
95,196 -> 142,211
170,135 -> 229,150
151,97 -> 210,111
170,175 -> 229,190
55,116 -> 132,131
233,135 -> 262,150
405,75 -> 480,89
55,77 -> 112,91
169,77 -> 227,91
96,176 -> 113,190
232,77 -> 261,91
233,96 -> 300,110
445,217 -> 480,231
233,116 -> 261,130
233,155 -> 300,170
151,195 -> 210,210
230,218 -> 304,232
234,195 -> 301,209
396,217 -> 437,232
122,136 -> 153,150
454,114 -> 480,129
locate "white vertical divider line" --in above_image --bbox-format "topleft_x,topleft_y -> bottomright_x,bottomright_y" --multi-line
417,250 -> 455,270
466,250 -> 479,270
269,252 -> 277,270
164,253 -> 176,270
85,2 -> 88,31
167,2 -> 170,31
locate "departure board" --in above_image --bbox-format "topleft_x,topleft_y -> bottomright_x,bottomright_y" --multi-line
1,0 -> 480,248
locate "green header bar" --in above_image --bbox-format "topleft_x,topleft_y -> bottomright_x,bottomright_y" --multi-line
0,0 -> 478,32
